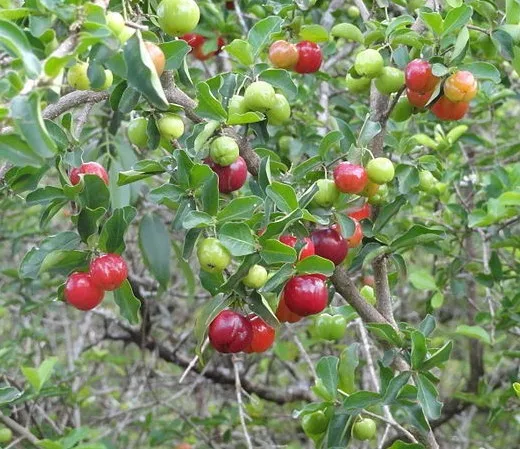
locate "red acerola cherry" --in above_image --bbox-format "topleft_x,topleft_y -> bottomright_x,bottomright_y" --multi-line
346,218 -> 363,248
279,235 -> 315,260
348,203 -> 372,221
363,275 -> 375,286
64,272 -> 105,311
333,162 -> 368,194
294,41 -> 322,74
181,33 -> 205,49
208,310 -> 253,353
311,228 -> 348,265
225,1 -> 235,9
89,254 -> 128,291
206,156 -> 248,193
69,162 -> 109,186
245,314 -> 276,353
431,95 -> 469,121
406,88 -> 433,109
405,59 -> 439,93
276,295 -> 303,323
283,275 -> 328,316
193,37 -> 225,61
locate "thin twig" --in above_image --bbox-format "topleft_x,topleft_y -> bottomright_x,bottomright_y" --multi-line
233,356 -> 254,449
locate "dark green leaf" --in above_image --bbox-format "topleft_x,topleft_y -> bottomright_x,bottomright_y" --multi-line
113,280 -> 141,324
218,222 -> 256,256
139,214 -> 171,289
98,206 -> 137,254
416,373 -> 442,420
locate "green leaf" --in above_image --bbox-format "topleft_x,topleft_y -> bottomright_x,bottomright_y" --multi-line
0,19 -> 41,78
411,331 -> 427,370
260,239 -> 297,265
373,196 -> 407,234
455,325 -> 491,345
299,24 -> 329,42
423,341 -> 453,370
118,160 -> 166,186
20,231 -> 81,279
358,118 -> 382,147
0,386 -> 23,405
113,280 -> 141,325
260,208 -> 304,240
247,291 -> 279,328
39,250 -> 89,276
419,12 -> 443,35
338,344 -> 359,394
390,225 -> 444,251
259,263 -> 294,293
98,206 -> 137,254
139,214 -> 171,289
22,357 -> 58,393
442,5 -> 473,37
76,174 -> 110,211
123,33 -> 168,110
331,23 -> 364,43
76,206 -> 105,242
161,40 -> 190,70
451,26 -> 469,63
0,133 -> 45,166
342,391 -> 381,411
416,373 -> 442,420
247,16 -> 283,58
319,131 -> 343,159
419,315 -> 436,336
409,270 -> 437,290
218,223 -> 256,256
266,182 -> 299,213
182,210 -> 214,229
217,196 -> 262,222
431,291 -> 444,309
258,68 -> 298,101
195,81 -> 227,121
10,92 -> 57,158
459,62 -> 501,84
382,372 -> 411,404
388,441 -> 425,449
295,255 -> 335,276
225,39 -> 254,65
227,111 -> 265,125
365,323 -> 403,347
316,356 -> 339,400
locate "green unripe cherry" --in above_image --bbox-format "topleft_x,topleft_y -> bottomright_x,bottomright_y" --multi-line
278,135 -> 294,154
360,285 -> 376,305
419,170 -> 437,193
248,4 -> 266,18
244,81 -> 277,112
158,114 -> 184,140
267,93 -> 291,125
345,73 -> 371,93
118,25 -> 136,43
347,5 -> 361,19
352,418 -> 377,441
301,411 -> 329,436
354,49 -> 384,78
157,0 -> 200,36
391,98 -> 413,122
98,69 -> 113,91
228,95 -> 248,116
106,12 -> 125,36
0,427 -> 12,443
366,157 -> 395,184
242,264 -> 268,289
315,313 -> 347,341
67,62 -> 90,90
210,136 -> 239,167
197,238 -> 231,274
127,117 -> 149,148
313,179 -> 339,208
374,66 -> 405,94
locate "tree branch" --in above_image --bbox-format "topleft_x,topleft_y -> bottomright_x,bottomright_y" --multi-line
372,255 -> 397,328
0,413 -> 40,446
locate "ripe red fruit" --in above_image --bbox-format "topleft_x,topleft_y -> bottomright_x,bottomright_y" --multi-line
193,37 -> 225,61
276,295 -> 303,323
406,88 -> 433,108
245,314 -> 276,353
69,162 -> 109,185
363,275 -> 375,286
347,218 -> 363,248
431,95 -> 469,121
279,235 -> 315,260
444,70 -> 478,103
348,203 -> 372,221
225,1 -> 235,9
311,228 -> 348,265
269,40 -> 299,69
208,310 -> 253,353
294,41 -> 322,74
89,254 -> 128,291
181,33 -> 205,48
206,156 -> 248,193
405,59 -> 438,93
333,162 -> 368,194
283,275 -> 328,316
64,272 -> 105,311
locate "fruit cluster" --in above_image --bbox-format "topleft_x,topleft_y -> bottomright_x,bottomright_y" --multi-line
127,113 -> 185,148
346,49 -> 404,95
405,59 -> 478,121
269,40 -> 323,74
64,254 -> 128,311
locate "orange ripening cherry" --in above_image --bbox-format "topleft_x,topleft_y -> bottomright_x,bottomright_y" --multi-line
244,314 -> 276,353
443,70 -> 478,103
276,295 -> 303,323
431,96 -> 469,121
144,41 -> 166,76
406,88 -> 433,109
268,40 -> 299,69
346,218 -> 363,248
405,59 -> 439,93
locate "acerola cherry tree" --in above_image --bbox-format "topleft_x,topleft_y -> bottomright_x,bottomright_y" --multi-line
0,0 -> 520,448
